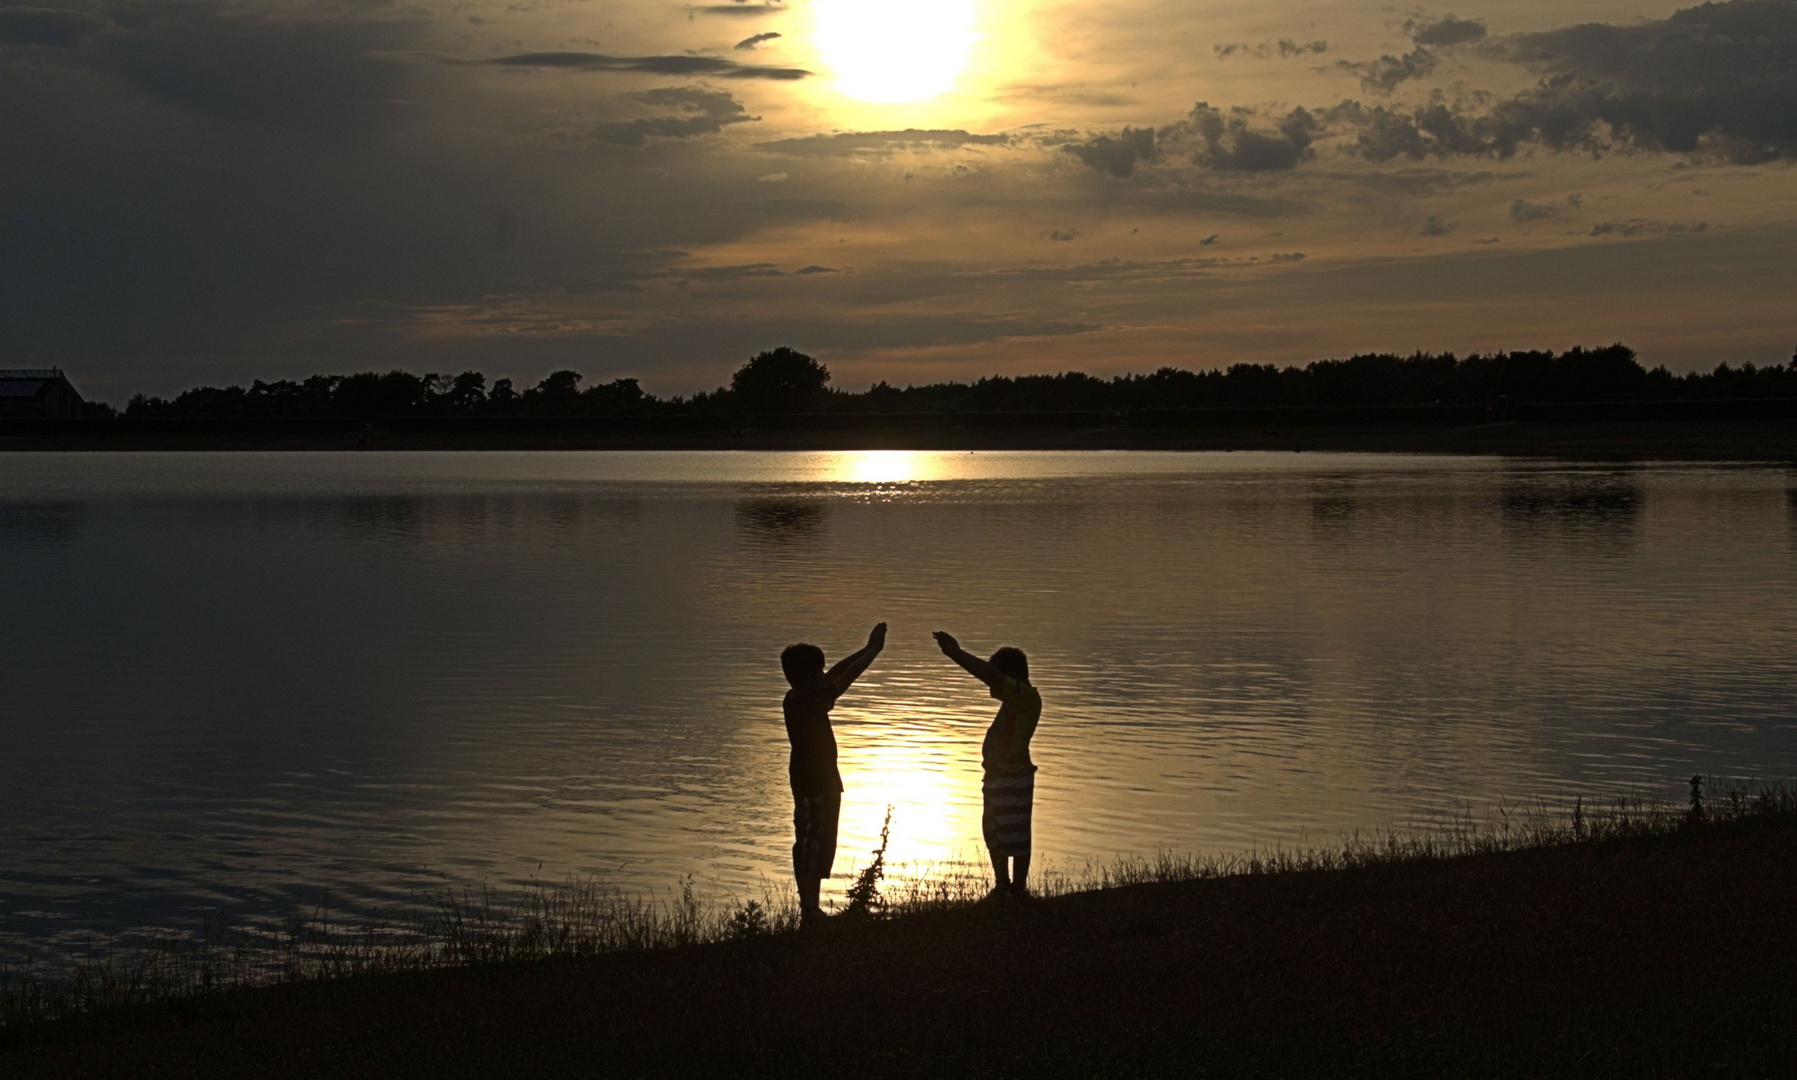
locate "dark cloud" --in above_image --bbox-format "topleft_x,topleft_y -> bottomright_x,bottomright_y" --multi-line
91,6 -> 420,132
1185,103 -> 1319,171
1199,233 -> 1220,245
757,128 -> 1009,156
1214,39 -> 1328,60
1419,214 -> 1453,236
1335,48 -> 1438,93
677,263 -> 784,281
689,2 -> 788,16
0,5 -> 106,47
1062,126 -> 1155,177
1493,0 -> 1797,160
1335,0 -> 1797,163
734,31 -> 780,50
1587,219 -> 1708,237
958,255 -> 1237,282
1406,15 -> 1487,47
1510,194 -> 1581,222
484,52 -> 809,80
794,265 -> 842,274
1046,229 -> 1078,241
1269,252 -> 1307,262
593,87 -> 756,147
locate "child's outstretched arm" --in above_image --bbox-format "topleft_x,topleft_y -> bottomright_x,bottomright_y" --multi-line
932,630 -> 1005,692
825,622 -> 887,693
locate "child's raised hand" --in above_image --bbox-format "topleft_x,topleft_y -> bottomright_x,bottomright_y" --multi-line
932,630 -> 959,655
868,622 -> 888,648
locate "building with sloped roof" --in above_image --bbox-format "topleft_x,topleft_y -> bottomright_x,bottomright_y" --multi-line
0,370 -> 86,419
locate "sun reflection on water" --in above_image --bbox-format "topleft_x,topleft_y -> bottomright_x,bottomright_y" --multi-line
834,716 -> 985,880
829,450 -> 943,485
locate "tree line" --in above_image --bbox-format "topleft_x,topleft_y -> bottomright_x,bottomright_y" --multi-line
116,344 -> 1797,420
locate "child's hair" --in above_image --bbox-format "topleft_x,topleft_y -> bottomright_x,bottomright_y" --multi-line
990,646 -> 1029,683
781,643 -> 826,686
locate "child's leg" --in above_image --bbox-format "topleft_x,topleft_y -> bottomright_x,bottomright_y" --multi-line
988,848 -> 1010,888
797,874 -> 822,914
1011,853 -> 1031,892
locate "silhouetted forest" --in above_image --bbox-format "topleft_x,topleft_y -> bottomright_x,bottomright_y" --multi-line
118,344 -> 1797,420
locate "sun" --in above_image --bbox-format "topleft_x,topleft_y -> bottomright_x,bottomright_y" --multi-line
812,0 -> 980,103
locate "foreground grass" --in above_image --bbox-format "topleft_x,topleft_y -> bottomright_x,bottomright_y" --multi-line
4,781 -> 1796,1078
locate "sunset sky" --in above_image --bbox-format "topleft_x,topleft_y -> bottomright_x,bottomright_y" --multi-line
4,0 -> 1795,398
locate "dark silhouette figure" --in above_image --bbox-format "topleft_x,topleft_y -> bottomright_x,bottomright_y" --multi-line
933,631 -> 1042,896
781,622 -> 886,923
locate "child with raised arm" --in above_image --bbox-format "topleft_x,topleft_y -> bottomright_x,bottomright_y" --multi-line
781,622 -> 886,924
932,630 -> 1042,897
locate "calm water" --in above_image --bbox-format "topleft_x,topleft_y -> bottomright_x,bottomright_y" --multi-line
3,451 -> 1795,956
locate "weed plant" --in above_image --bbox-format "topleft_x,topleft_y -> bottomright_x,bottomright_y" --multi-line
4,778 -> 1792,1030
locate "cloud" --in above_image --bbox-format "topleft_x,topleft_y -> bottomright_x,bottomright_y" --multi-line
1335,0 -> 1797,163
756,128 -> 1010,156
1335,48 -> 1438,93
483,52 -> 809,80
1200,234 -> 1220,245
734,31 -> 780,50
1046,229 -> 1078,241
592,87 -> 757,147
1491,0 -> 1797,161
1184,103 -> 1319,171
1269,252 -> 1307,262
1062,126 -> 1155,177
92,6 -> 421,132
1213,39 -> 1328,60
676,263 -> 785,280
1406,15 -> 1488,47
957,256 -> 1238,282
1588,219 -> 1708,237
689,2 -> 789,17
0,6 -> 106,47
1419,214 -> 1453,237
1510,194 -> 1582,222
794,265 -> 843,274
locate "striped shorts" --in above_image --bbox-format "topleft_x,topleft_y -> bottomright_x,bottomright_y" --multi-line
792,792 -> 841,880
981,771 -> 1036,857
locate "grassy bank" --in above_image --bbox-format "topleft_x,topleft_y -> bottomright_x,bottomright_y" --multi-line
4,783 -> 1795,1078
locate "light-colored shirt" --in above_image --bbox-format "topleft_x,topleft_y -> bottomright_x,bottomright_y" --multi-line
981,676 -> 1041,775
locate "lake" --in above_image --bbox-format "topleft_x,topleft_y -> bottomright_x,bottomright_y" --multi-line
3,450 -> 1794,958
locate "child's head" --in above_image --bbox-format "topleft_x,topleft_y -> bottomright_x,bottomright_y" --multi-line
989,646 -> 1029,683
781,642 -> 826,687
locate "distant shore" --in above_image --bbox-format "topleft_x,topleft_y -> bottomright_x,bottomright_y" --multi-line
5,799 -> 1794,1079
4,416 -> 1797,461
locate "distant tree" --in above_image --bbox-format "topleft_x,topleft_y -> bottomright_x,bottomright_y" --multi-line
487,378 -> 518,413
580,377 -> 647,414
522,370 -> 583,414
444,371 -> 488,413
730,347 -> 830,413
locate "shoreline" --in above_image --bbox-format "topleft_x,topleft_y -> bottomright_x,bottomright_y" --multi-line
6,792 -> 1795,1078
4,418 -> 1797,460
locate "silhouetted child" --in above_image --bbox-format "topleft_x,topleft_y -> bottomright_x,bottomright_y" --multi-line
932,631 -> 1041,896
781,622 -> 886,923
